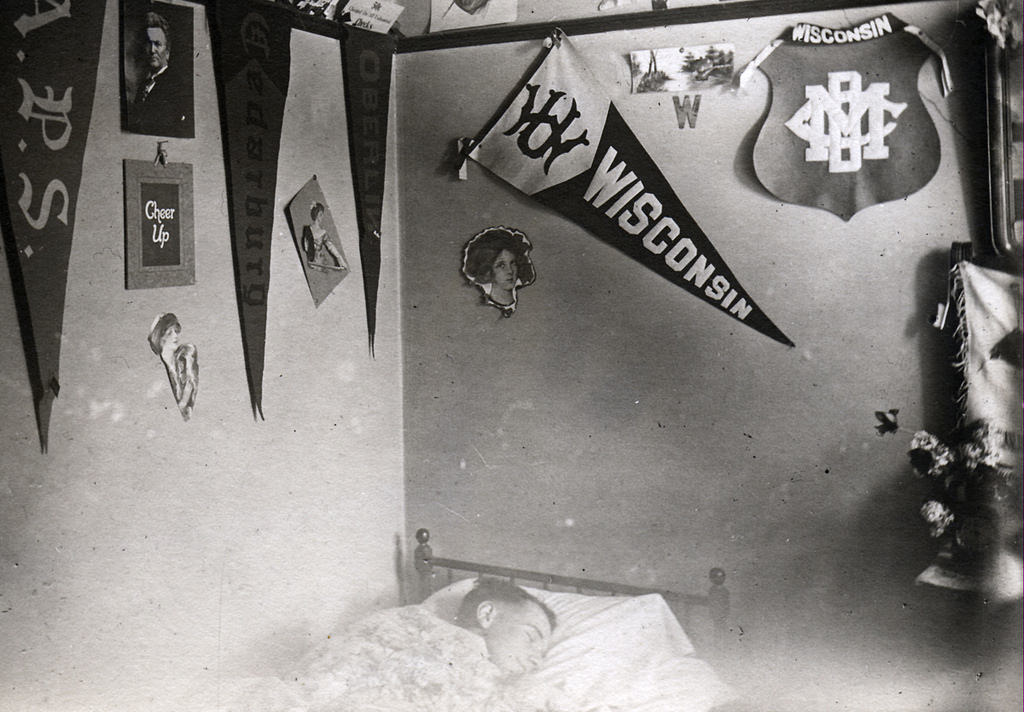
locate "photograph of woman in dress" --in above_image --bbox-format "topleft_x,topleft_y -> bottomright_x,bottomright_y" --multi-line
286,176 -> 351,307
303,202 -> 347,271
461,226 -> 536,317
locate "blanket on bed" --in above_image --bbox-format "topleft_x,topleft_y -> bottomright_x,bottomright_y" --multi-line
212,599 -> 732,712
221,605 -> 508,711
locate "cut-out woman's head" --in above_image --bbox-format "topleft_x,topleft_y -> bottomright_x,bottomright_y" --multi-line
461,226 -> 535,317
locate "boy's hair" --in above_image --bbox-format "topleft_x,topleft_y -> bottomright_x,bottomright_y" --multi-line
455,578 -> 557,631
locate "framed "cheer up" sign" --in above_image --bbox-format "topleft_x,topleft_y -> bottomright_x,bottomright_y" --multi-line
123,159 -> 194,289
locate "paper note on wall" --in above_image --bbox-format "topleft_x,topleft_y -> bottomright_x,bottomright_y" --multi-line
342,0 -> 403,33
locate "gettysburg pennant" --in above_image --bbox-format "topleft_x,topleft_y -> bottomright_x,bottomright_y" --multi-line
211,1 -> 292,419
469,38 -> 792,347
743,13 -> 952,220
0,1 -> 105,452
340,25 -> 396,356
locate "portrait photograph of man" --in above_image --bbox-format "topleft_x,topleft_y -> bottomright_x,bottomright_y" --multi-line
122,0 -> 195,138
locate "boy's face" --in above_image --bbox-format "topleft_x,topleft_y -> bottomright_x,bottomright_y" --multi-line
479,599 -> 552,675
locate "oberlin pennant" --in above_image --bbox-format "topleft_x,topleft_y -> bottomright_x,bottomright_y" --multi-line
210,1 -> 292,419
742,13 -> 952,220
469,38 -> 792,347
0,1 -> 106,452
340,25 -> 396,356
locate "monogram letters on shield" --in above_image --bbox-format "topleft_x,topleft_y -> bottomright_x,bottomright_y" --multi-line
748,14 -> 948,220
784,71 -> 906,174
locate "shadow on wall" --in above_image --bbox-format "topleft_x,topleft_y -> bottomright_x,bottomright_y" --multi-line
731,92 -> 772,199
709,246 -> 1022,712
713,472 -> 1020,712
910,248 -> 962,436
944,8 -> 995,238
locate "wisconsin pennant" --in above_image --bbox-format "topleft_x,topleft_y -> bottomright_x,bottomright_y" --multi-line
470,37 -> 792,347
744,13 -> 952,220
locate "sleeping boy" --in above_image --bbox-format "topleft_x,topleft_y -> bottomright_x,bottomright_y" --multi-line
454,578 -> 557,676
228,578 -> 559,711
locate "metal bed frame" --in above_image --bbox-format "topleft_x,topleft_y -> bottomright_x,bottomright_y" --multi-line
411,527 -> 730,650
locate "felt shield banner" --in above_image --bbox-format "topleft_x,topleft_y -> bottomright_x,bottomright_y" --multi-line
469,38 -> 792,347
340,25 -> 396,356
0,1 -> 105,452
210,1 -> 292,419
745,14 -> 949,220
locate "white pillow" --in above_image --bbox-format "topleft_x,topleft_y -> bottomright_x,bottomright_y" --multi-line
423,579 -> 695,653
422,580 -> 735,712
536,588 -> 696,657
421,576 -> 478,622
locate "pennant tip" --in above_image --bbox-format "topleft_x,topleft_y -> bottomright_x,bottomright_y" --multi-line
35,390 -> 56,455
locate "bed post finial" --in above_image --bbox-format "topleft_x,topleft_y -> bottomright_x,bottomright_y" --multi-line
707,567 -> 729,643
414,528 -> 434,602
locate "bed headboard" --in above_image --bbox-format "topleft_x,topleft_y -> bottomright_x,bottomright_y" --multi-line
411,528 -> 730,650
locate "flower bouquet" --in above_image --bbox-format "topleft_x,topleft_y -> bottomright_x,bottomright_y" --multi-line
909,421 -> 1023,601
977,0 -> 1023,49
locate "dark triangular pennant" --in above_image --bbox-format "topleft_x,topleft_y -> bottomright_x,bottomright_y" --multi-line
0,0 -> 106,452
470,38 -> 792,347
534,104 -> 793,347
340,25 -> 396,356
210,1 -> 292,418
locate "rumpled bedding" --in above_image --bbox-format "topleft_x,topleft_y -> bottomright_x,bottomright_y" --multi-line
217,604 -> 524,712
524,591 -> 734,712
210,595 -> 734,712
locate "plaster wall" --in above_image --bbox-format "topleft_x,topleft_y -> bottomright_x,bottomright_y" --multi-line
0,4 -> 405,710
396,2 -> 1021,710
